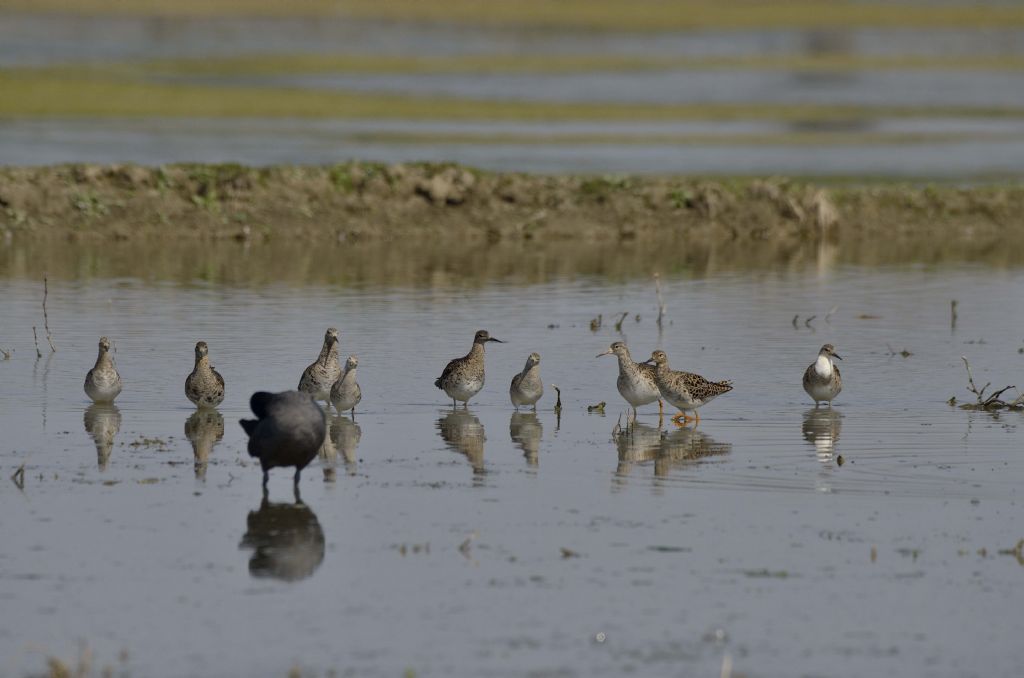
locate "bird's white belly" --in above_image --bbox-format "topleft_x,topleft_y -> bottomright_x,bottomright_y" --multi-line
806,380 -> 839,402
86,373 -> 121,402
448,377 -> 484,402
619,376 -> 660,407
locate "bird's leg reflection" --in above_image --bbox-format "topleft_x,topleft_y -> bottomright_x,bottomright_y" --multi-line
238,487 -> 324,582
328,414 -> 361,479
83,403 -> 121,471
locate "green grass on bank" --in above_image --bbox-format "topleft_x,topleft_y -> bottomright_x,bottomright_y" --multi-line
140,52 -> 1024,77
4,0 -> 1024,30
3,69 -> 1024,123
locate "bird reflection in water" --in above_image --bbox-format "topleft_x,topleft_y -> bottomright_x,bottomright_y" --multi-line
321,415 -> 361,482
613,419 -> 730,483
653,426 -> 731,477
509,411 -> 542,467
802,407 -> 842,463
184,409 -> 224,480
613,421 -> 662,480
83,403 -> 121,471
318,416 -> 338,483
437,408 -> 485,476
239,488 -> 325,582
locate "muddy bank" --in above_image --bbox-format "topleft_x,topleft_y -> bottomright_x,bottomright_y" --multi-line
1,163 -> 1023,265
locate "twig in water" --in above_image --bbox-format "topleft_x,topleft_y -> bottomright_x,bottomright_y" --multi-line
458,531 -> 478,559
614,312 -> 628,332
590,314 -> 602,332
804,315 -> 816,328
11,463 -> 25,490
0,347 -> 10,360
825,306 -> 838,324
31,326 -> 42,358
950,299 -> 958,330
654,273 -> 666,329
792,314 -> 800,329
551,384 -> 562,414
961,356 -> 990,402
43,276 -> 56,352
885,343 -> 913,358
960,356 -> 1020,409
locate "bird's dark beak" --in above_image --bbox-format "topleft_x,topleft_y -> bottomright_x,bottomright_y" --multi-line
488,337 -> 504,343
641,358 -> 654,365
595,349 -> 612,358
833,353 -> 843,360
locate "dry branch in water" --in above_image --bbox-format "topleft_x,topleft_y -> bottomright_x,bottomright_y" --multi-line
959,356 -> 1022,410
43,276 -> 56,352
654,273 -> 666,329
31,326 -> 42,358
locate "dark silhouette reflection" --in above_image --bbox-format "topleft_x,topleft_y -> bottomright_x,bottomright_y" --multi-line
654,426 -> 731,477
321,415 -> 361,482
184,409 -> 224,480
239,489 -> 325,582
509,412 -> 543,467
83,403 -> 121,471
437,408 -> 485,475
802,407 -> 842,463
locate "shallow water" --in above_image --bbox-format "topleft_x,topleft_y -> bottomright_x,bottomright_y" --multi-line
5,118 -> 1024,176
1,262 -> 1023,677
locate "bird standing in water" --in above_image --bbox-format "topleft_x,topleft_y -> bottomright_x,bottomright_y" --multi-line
330,355 -> 362,417
435,329 -> 504,407
185,340 -> 225,408
596,341 -> 662,418
509,352 -> 543,411
645,350 -> 732,425
803,343 -> 843,406
240,391 -> 326,488
298,327 -> 341,407
84,336 -> 122,403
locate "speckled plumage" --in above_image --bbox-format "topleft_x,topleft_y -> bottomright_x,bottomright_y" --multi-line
509,352 -> 543,410
435,329 -> 503,406
185,341 -> 225,408
597,341 -> 662,416
647,350 -> 732,422
298,327 -> 341,404
330,355 -> 362,415
84,336 -> 122,403
240,390 -> 327,487
803,344 -> 843,406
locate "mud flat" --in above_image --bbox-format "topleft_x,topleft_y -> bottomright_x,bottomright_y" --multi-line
1,163 -> 1023,265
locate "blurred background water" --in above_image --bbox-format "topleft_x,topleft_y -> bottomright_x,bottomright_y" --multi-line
2,1 -> 1024,176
